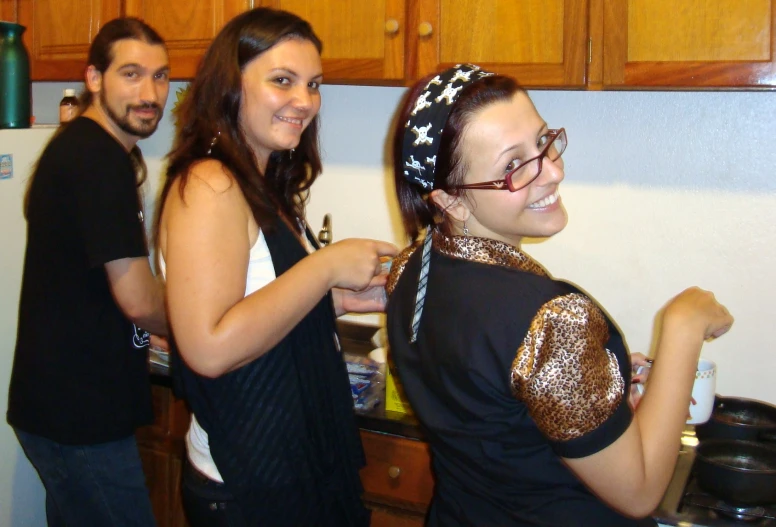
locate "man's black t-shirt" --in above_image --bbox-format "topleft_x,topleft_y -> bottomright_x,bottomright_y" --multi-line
7,117 -> 154,445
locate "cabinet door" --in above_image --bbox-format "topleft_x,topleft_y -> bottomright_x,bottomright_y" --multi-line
17,0 -> 121,80
123,0 -> 250,79
1,0 -> 15,23
259,0 -> 406,83
603,0 -> 776,88
169,455 -> 190,527
139,446 -> 173,527
412,0 -> 589,87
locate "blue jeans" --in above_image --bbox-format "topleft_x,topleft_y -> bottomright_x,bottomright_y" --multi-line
14,429 -> 157,527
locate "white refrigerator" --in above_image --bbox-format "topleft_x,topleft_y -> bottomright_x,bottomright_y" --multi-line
0,126 -> 56,527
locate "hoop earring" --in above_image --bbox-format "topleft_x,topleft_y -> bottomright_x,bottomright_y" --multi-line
463,221 -> 470,236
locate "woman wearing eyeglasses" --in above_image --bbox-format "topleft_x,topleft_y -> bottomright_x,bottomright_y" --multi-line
385,64 -> 733,527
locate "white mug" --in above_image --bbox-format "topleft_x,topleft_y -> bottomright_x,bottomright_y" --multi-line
687,358 -> 716,424
632,358 -> 716,424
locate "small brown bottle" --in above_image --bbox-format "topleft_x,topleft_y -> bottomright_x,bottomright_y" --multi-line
59,88 -> 78,123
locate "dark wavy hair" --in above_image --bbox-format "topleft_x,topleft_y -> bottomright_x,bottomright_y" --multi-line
392,74 -> 524,241
159,7 -> 323,234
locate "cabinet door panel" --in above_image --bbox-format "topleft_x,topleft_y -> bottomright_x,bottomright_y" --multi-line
603,0 -> 776,87
260,0 -> 405,82
139,447 -> 172,527
18,0 -> 121,80
413,0 -> 588,87
124,0 -> 250,79
1,0 -> 16,23
169,456 -> 190,527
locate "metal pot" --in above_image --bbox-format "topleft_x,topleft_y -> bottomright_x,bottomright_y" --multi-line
694,439 -> 776,505
695,396 -> 776,442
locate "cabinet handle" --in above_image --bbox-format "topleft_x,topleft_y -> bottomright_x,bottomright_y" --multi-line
387,465 -> 401,479
418,22 -> 433,38
385,19 -> 400,35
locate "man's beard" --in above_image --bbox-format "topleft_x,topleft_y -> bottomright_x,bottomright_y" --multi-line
100,91 -> 163,139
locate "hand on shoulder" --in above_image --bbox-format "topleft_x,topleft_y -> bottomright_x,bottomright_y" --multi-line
315,239 -> 398,291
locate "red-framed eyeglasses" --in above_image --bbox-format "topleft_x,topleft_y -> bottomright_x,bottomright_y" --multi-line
452,128 -> 567,193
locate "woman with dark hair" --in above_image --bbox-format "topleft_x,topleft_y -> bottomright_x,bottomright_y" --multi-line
156,8 -> 395,526
385,64 -> 733,526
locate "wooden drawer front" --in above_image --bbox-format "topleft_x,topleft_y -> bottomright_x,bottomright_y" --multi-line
368,504 -> 425,527
360,431 -> 434,510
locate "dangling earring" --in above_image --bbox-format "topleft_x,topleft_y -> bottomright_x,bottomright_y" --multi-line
289,148 -> 295,160
207,131 -> 220,155
463,221 -> 470,236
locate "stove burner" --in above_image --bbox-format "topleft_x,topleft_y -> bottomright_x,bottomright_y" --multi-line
716,504 -> 768,522
661,437 -> 776,526
684,491 -> 776,522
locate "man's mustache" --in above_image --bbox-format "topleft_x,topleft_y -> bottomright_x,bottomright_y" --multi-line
129,103 -> 161,113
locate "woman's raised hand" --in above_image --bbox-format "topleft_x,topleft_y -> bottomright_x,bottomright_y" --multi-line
318,238 -> 398,291
663,286 -> 734,341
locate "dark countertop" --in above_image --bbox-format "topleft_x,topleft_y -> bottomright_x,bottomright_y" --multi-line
336,321 -> 425,440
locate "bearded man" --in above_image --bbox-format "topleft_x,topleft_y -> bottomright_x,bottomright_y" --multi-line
7,17 -> 170,527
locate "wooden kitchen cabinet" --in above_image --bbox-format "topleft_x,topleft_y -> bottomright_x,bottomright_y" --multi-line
359,430 -> 434,525
602,0 -> 776,88
136,383 -> 190,527
123,0 -> 250,79
411,0 -> 589,87
1,0 -> 16,23
17,0 -> 121,80
17,0 -> 776,89
266,0 -> 589,87
15,0 -> 248,80
258,0 -> 406,83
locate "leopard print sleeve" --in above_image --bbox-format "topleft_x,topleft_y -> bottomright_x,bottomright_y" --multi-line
510,293 -> 625,442
385,244 -> 419,296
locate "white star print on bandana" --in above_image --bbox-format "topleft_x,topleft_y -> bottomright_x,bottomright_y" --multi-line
400,64 -> 495,190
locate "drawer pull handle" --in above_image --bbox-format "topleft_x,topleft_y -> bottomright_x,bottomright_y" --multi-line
385,19 -> 400,35
418,22 -> 433,38
388,465 -> 401,479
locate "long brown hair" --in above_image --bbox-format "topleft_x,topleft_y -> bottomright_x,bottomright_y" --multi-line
392,74 -> 524,241
159,7 -> 324,236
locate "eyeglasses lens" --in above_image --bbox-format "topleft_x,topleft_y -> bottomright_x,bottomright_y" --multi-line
509,131 -> 567,190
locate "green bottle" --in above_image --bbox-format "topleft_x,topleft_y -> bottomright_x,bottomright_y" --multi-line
0,21 -> 31,129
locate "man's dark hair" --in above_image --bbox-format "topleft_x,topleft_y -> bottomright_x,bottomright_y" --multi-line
78,17 -> 166,110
